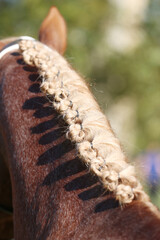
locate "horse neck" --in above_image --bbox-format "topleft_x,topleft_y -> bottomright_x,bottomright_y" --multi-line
0,52 -> 68,229
1,52 -> 160,240
0,52 -> 109,239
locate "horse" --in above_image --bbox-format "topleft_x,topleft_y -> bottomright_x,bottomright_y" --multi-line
0,6 -> 160,240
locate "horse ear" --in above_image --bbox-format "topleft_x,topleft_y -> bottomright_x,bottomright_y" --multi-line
39,6 -> 67,55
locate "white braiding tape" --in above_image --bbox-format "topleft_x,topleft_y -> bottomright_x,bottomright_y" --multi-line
0,36 -> 35,59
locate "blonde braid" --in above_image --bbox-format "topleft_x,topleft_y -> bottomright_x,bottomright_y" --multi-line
19,39 -> 150,204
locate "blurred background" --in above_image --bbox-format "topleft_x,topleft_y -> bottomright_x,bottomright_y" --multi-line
0,0 -> 160,207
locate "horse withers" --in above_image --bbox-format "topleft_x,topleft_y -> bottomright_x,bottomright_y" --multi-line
0,6 -> 160,240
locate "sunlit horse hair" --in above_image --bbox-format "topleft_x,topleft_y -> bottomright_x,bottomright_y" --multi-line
17,39 -> 152,207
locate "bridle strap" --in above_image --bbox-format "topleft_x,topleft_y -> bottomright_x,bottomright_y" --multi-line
0,36 -> 35,59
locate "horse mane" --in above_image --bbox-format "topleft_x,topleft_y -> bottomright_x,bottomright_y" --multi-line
18,39 -> 155,210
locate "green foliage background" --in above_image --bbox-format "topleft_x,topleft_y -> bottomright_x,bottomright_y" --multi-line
1,0 -> 160,205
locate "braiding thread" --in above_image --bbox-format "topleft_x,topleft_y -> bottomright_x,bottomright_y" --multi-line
19,39 -> 150,204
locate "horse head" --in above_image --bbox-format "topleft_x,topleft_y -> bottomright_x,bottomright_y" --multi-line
0,6 -> 160,240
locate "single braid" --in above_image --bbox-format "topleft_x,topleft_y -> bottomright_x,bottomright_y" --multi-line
19,39 -> 150,204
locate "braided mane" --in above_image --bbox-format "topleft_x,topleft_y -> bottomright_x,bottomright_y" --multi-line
19,39 -> 150,205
